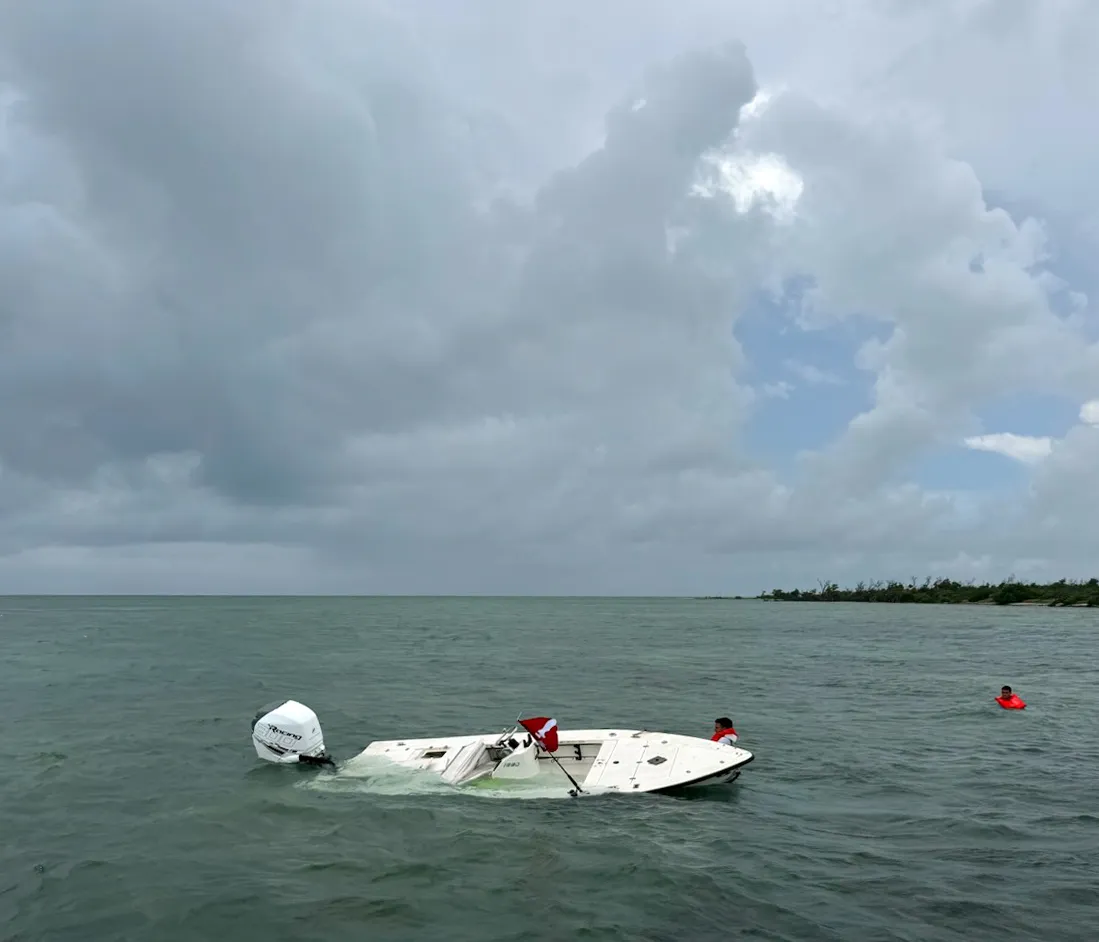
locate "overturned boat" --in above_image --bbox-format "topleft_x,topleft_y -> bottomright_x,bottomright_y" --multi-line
251,701 -> 754,797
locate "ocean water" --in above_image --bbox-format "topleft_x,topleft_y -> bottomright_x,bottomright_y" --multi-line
2,596 -> 1096,941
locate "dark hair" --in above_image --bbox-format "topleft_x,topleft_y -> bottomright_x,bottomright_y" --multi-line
1001,686 -> 1012,694
715,716 -> 733,728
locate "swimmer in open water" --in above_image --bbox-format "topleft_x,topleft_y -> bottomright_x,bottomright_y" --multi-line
995,685 -> 1026,709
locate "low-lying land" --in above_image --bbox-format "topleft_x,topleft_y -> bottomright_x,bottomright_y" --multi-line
702,578 -> 1099,606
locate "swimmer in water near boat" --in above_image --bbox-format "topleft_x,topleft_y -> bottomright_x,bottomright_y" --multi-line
995,685 -> 1026,709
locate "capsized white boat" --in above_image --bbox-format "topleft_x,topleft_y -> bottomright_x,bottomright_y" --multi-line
250,700 -> 754,797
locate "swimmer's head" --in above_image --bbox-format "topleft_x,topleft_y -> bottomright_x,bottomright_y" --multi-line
1001,685 -> 1012,697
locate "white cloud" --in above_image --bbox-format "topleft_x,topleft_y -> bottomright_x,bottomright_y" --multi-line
784,360 -> 844,386
759,381 -> 794,399
692,149 -> 803,221
962,398 -> 1099,467
963,433 -> 1054,464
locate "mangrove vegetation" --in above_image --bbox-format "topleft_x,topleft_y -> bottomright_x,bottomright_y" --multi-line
756,577 -> 1099,606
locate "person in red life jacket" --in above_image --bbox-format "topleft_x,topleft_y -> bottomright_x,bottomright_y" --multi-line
711,716 -> 738,745
995,685 -> 1026,709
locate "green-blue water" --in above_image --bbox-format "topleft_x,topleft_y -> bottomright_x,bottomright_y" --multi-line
3,597 -> 1096,941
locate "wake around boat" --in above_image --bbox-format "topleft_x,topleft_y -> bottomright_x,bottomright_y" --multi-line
250,700 -> 754,797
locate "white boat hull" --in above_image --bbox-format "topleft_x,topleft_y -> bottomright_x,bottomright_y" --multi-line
356,727 -> 754,796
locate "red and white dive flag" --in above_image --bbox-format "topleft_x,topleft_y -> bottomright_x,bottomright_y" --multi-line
518,716 -> 559,753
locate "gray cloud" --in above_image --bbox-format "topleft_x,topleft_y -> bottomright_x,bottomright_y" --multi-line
0,6 -> 757,541
0,0 -> 1097,592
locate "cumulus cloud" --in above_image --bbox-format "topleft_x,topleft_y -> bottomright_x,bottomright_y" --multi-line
964,397 -> 1099,466
0,0 -> 1096,592
963,433 -> 1053,464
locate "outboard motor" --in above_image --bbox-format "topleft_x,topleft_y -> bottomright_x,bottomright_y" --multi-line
251,699 -> 334,767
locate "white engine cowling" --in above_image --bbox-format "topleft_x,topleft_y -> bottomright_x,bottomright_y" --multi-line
251,699 -> 332,766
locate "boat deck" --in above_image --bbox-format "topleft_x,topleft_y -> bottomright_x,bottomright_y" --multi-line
357,728 -> 753,794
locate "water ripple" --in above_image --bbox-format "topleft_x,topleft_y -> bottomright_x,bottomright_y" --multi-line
1,597 -> 1097,941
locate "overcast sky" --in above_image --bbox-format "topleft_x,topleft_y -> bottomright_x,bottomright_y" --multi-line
1,0 -> 1097,594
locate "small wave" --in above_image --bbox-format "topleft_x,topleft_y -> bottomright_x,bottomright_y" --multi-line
299,756 -> 581,802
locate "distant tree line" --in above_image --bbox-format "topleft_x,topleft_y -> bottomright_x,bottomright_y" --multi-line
758,577 -> 1099,607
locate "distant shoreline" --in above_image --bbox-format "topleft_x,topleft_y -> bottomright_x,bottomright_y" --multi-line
698,578 -> 1099,607
698,596 -> 1094,607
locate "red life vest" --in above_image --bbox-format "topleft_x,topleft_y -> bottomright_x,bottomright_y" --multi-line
995,694 -> 1026,710
711,726 -> 738,745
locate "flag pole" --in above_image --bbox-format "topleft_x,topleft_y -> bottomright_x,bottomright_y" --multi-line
545,748 -> 583,797
517,715 -> 583,797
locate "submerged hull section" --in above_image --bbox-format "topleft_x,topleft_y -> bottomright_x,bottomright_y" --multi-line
357,728 -> 753,795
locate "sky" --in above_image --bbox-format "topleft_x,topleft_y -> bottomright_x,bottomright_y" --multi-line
0,0 -> 1097,595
